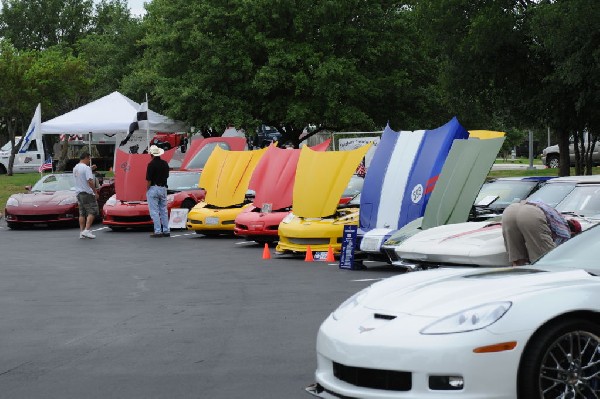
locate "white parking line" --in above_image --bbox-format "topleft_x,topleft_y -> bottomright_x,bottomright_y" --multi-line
351,278 -> 383,282
91,227 -> 108,232
170,233 -> 195,238
235,241 -> 258,245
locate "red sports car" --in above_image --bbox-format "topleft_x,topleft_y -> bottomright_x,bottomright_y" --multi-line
4,172 -> 114,229
234,174 -> 364,244
102,170 -> 205,231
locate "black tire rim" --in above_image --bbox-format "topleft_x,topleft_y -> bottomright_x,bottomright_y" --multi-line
539,330 -> 600,398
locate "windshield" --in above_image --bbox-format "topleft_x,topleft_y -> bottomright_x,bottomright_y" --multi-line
167,172 -> 202,191
556,185 -> 600,217
186,142 -> 231,169
343,175 -> 364,198
475,180 -> 538,210
31,174 -> 75,192
527,182 -> 576,208
534,224 -> 600,271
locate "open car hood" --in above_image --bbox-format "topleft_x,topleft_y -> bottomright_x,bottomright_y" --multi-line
422,136 -> 505,229
359,118 -> 469,232
249,140 -> 330,211
200,147 -> 267,207
292,144 -> 370,218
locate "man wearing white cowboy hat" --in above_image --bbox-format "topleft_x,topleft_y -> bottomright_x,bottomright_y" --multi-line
146,145 -> 170,237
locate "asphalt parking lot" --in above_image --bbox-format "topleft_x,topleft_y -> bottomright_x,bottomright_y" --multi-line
0,220 -> 397,399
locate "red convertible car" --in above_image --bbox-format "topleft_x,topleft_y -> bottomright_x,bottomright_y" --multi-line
4,172 -> 114,229
102,170 -> 205,231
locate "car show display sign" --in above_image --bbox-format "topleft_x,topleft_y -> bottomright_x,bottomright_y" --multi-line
168,208 -> 189,229
339,225 -> 358,270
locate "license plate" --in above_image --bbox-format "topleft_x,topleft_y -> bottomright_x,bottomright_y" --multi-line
361,237 -> 381,252
205,217 -> 219,225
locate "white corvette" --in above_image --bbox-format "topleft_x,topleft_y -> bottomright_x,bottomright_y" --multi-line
390,176 -> 600,269
307,224 -> 600,398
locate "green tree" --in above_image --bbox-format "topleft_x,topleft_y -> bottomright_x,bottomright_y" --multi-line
0,0 -> 94,50
77,0 -> 143,99
0,41 -> 91,174
125,0 -> 440,145
529,0 -> 600,175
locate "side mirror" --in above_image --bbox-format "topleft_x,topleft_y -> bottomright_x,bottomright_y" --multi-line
25,185 -> 32,191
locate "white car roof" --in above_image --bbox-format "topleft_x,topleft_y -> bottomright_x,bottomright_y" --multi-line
546,175 -> 600,184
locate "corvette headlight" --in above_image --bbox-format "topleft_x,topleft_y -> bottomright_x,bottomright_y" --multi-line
282,213 -> 295,224
6,197 -> 19,207
167,194 -> 175,204
420,302 -> 512,335
59,197 -> 78,205
332,287 -> 370,321
105,196 -> 117,206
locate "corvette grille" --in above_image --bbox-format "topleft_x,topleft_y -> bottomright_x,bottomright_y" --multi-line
16,214 -> 60,221
382,247 -> 400,262
288,238 -> 329,245
112,216 -> 152,223
332,362 -> 411,391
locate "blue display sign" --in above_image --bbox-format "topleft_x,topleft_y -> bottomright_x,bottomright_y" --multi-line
339,225 -> 358,270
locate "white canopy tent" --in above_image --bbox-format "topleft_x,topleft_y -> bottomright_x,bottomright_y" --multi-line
40,91 -> 187,135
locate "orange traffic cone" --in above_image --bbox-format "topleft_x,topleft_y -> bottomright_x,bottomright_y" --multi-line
262,243 -> 271,260
304,245 -> 314,262
326,245 -> 335,262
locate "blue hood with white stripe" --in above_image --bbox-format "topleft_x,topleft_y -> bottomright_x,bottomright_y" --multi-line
359,117 -> 469,233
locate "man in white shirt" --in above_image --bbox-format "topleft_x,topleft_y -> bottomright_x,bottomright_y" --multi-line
73,152 -> 99,239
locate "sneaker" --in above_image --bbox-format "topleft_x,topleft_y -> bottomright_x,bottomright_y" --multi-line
79,231 -> 85,239
81,230 -> 96,239
162,232 -> 171,237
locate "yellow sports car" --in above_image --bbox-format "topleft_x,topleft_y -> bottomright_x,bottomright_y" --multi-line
187,146 -> 266,235
276,145 -> 370,254
187,201 -> 254,235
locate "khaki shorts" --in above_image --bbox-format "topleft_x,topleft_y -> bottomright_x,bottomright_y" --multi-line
77,192 -> 99,217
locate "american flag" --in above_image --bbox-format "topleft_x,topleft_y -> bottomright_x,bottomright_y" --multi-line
39,156 -> 53,173
355,159 -> 366,178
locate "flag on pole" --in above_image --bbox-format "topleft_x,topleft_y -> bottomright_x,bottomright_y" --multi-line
39,156 -> 53,172
19,104 -> 41,153
355,158 -> 366,177
120,102 -> 149,149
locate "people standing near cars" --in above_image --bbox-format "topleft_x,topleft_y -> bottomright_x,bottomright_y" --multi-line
73,152 -> 99,239
146,145 -> 170,237
502,200 -> 581,265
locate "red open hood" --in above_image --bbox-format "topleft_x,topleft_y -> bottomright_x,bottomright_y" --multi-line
249,140 -> 330,211
114,150 -> 152,201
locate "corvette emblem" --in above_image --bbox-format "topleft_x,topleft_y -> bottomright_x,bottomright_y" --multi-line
358,326 -> 375,334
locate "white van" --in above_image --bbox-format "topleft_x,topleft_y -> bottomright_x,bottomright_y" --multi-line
0,137 -> 45,174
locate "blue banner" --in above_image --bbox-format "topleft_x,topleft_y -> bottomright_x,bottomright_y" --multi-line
339,225 -> 358,270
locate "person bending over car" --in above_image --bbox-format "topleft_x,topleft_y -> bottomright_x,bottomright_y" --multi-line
502,200 -> 581,266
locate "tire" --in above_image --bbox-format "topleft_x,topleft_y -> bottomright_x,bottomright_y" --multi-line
518,318 -> 600,398
547,154 -> 560,168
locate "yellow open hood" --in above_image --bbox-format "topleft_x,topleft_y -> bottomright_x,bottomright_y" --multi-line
293,144 -> 371,218
200,147 -> 267,207
468,130 -> 506,139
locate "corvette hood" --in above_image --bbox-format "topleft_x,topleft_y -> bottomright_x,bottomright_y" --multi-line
293,144 -> 370,218
249,140 -> 330,211
422,136 -> 505,229
360,118 -> 469,232
12,190 -> 75,205
201,146 -> 267,207
364,268 -> 591,317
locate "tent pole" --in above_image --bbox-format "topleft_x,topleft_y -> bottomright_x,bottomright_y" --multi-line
145,93 -> 150,152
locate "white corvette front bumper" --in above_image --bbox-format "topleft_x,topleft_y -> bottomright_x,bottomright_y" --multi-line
309,314 -> 531,399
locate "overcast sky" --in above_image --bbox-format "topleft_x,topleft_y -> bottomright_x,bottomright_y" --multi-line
94,0 -> 146,16
127,0 -> 146,16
